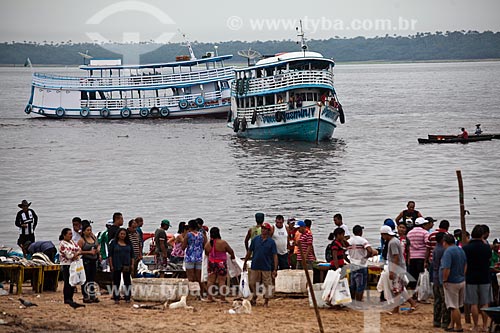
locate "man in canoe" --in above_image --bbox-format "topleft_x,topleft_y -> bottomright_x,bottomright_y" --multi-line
475,124 -> 482,135
459,128 -> 469,139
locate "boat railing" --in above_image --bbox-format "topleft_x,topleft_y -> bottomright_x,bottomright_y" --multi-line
33,67 -> 235,89
81,90 -> 223,109
232,70 -> 334,96
236,103 -> 288,120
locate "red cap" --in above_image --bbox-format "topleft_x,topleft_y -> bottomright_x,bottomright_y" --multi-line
261,222 -> 272,230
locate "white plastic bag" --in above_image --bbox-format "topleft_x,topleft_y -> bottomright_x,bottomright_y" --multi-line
332,278 -> 352,305
69,258 -> 86,286
416,269 -> 432,301
201,252 -> 209,283
227,257 -> 243,278
239,271 -> 251,298
322,268 -> 340,302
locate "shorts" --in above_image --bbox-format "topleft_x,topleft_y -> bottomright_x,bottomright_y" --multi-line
184,261 -> 202,270
350,265 -> 368,293
465,283 -> 492,305
208,261 -> 227,276
17,234 -> 35,247
249,270 -> 274,299
444,281 -> 465,309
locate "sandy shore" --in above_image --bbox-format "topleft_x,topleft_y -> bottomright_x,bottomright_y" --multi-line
0,282 -> 468,333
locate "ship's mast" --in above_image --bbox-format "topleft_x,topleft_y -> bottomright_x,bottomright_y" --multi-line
180,31 -> 197,60
296,20 -> 308,56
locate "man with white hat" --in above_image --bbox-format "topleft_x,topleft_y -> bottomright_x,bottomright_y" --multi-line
381,225 -> 417,314
407,217 -> 433,291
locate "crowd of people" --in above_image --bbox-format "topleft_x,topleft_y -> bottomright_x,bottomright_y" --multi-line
12,199 -> 499,331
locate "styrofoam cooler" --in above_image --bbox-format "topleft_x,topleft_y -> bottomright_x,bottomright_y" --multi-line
275,269 -> 313,293
132,278 -> 188,302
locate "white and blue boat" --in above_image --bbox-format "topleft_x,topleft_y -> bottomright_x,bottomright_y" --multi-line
228,24 -> 344,141
25,44 -> 233,119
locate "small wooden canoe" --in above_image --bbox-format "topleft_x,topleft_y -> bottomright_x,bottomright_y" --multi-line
428,134 -> 500,140
418,135 -> 493,144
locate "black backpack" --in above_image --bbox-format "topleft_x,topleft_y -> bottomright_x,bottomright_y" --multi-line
325,241 -> 334,262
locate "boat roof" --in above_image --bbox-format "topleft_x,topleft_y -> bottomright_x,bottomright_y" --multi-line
236,51 -> 334,71
79,54 -> 233,71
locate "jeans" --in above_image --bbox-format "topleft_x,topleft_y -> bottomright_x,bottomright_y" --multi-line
62,265 -> 74,303
82,258 -> 97,300
408,258 -> 425,290
277,253 -> 289,270
112,269 -> 131,301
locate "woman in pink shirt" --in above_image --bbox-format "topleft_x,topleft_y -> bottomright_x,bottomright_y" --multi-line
204,227 -> 235,302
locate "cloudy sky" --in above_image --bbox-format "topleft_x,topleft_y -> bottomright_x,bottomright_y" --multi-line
2,0 -> 500,44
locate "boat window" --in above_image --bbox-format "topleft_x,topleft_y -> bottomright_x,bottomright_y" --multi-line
89,91 -> 96,100
265,95 -> 273,105
81,91 -> 88,100
220,81 -> 229,89
250,97 -> 255,107
306,93 -> 313,101
257,96 -> 263,107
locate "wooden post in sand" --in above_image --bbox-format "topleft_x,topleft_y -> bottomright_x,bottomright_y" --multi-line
456,170 -> 467,240
298,245 -> 324,333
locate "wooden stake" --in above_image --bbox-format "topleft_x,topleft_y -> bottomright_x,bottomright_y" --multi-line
456,170 -> 467,241
298,244 -> 324,333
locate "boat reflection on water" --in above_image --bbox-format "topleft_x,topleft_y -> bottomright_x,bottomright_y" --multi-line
227,136 -> 347,226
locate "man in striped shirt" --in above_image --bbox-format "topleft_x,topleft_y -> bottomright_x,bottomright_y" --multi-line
127,219 -> 143,276
15,200 -> 38,257
425,219 -> 449,279
407,217 -> 433,290
296,220 -> 315,269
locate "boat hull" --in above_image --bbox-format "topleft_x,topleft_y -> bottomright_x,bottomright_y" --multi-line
231,104 -> 338,142
428,134 -> 500,140
26,104 -> 230,119
418,135 -> 493,144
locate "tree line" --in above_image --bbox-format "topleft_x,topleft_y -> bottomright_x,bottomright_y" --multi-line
1,31 -> 499,66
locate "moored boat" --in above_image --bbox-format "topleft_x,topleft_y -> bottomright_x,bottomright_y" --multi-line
418,135 -> 493,144
24,43 -> 234,119
227,22 -> 344,142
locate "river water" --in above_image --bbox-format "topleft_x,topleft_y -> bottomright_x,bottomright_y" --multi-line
1,61 -> 499,257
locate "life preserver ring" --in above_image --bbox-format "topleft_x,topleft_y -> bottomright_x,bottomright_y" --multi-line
251,110 -> 257,124
226,109 -> 232,122
24,104 -> 32,114
39,109 -> 45,115
139,108 -> 149,118
275,111 -> 282,122
120,107 -> 131,118
338,104 -> 345,124
233,118 -> 240,133
55,107 -> 65,118
100,107 -> 110,118
160,107 -> 170,117
80,107 -> 90,117
179,100 -> 189,109
240,117 -> 247,132
194,96 -> 205,107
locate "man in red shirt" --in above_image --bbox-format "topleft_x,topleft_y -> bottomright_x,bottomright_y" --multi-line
459,128 -> 469,139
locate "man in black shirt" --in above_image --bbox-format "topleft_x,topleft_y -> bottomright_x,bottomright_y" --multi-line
462,225 -> 492,332
15,200 -> 38,257
107,212 -> 124,243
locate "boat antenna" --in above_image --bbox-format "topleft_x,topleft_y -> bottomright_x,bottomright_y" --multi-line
296,20 -> 308,56
179,30 -> 197,60
77,50 -> 93,65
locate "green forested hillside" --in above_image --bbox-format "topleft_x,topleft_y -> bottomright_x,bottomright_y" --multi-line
1,31 -> 499,65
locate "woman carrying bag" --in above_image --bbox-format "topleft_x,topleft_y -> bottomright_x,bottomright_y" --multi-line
58,227 -> 84,307
109,228 -> 134,304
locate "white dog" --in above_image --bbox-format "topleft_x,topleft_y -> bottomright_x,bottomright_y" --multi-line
228,298 -> 252,314
169,295 -> 193,310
